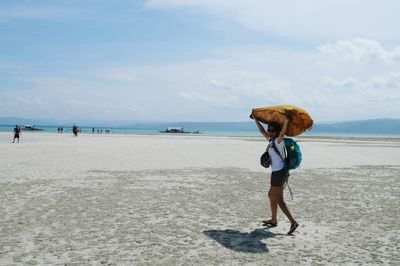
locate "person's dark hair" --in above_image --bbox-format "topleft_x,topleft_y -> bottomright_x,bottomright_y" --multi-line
267,122 -> 282,132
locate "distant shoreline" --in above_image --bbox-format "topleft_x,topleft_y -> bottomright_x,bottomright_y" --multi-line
1,131 -> 399,143
1,123 -> 400,139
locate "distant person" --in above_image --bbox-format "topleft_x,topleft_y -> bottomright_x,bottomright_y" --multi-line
92,128 -> 95,134
57,127 -> 60,133
12,125 -> 21,143
254,116 -> 299,235
61,126 -> 64,134
72,125 -> 78,137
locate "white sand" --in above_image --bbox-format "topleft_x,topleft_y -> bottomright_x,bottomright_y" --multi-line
1,132 -> 399,265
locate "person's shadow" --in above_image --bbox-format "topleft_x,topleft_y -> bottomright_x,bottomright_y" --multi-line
203,228 -> 280,253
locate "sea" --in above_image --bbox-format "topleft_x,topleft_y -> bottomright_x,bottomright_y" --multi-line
1,124 -> 399,139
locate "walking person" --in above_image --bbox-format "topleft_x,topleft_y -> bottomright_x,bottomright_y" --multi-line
254,116 -> 299,235
12,125 -> 21,143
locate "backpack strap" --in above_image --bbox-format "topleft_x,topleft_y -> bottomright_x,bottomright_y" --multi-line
271,139 -> 286,162
266,142 -> 272,152
284,182 -> 293,200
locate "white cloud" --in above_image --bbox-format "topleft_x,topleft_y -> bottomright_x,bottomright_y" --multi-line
3,39 -> 400,122
67,100 -> 85,106
178,89 -> 242,109
96,69 -> 138,82
310,72 -> 400,119
178,91 -> 213,102
146,0 -> 400,42
319,39 -> 400,63
324,72 -> 400,92
322,77 -> 359,89
15,96 -> 46,107
15,97 -> 31,105
208,71 -> 291,98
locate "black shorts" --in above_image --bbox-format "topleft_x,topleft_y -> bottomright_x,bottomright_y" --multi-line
271,168 -> 289,187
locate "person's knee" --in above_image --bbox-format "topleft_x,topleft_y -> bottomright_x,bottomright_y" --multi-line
278,198 -> 286,206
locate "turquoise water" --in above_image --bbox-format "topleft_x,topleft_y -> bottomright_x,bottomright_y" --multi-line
1,124 -> 400,138
0,125 -> 260,137
0,125 -> 159,135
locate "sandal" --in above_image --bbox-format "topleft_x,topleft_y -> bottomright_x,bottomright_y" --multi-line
262,220 -> 277,227
287,222 -> 299,235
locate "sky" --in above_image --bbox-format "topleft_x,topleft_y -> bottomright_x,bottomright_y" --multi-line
1,0 -> 400,122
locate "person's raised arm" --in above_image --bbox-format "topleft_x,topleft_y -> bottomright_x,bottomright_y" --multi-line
277,116 -> 288,144
254,117 -> 270,140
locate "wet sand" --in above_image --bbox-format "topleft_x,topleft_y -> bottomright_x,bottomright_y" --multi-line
1,132 -> 399,265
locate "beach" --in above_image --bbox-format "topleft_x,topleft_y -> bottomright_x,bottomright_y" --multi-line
0,132 -> 399,265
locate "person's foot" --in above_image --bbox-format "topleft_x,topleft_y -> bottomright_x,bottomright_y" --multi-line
287,222 -> 299,235
262,219 -> 277,227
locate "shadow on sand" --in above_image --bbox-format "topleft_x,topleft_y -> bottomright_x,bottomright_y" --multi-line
203,228 -> 281,253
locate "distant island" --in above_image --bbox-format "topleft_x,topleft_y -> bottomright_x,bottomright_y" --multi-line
311,118 -> 400,135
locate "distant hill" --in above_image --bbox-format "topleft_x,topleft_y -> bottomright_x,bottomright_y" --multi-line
311,119 -> 400,135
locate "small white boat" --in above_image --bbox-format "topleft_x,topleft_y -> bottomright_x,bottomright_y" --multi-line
22,125 -> 42,131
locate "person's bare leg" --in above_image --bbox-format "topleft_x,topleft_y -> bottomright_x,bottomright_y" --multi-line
268,186 -> 280,223
276,188 -> 299,234
276,188 -> 296,224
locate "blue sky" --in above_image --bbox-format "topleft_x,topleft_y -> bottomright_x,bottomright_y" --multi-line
1,0 -> 400,122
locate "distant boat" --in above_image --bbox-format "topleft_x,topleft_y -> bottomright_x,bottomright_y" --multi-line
159,127 -> 202,134
22,125 -> 43,131
159,127 -> 188,133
